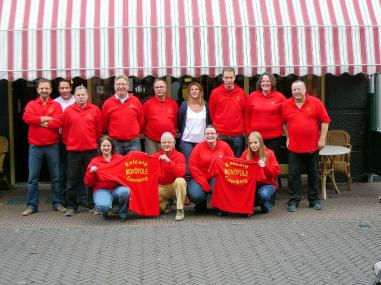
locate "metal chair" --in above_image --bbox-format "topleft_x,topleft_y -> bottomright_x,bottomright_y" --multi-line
0,136 -> 11,190
326,129 -> 352,191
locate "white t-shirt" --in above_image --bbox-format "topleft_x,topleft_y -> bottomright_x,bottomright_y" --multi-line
54,96 -> 75,111
182,105 -> 206,143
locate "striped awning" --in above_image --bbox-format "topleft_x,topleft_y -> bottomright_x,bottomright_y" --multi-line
0,0 -> 380,80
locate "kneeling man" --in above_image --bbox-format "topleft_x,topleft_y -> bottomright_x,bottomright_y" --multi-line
153,132 -> 186,221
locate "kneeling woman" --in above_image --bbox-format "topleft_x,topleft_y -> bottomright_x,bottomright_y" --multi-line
241,131 -> 280,213
188,125 -> 234,211
84,135 -> 130,222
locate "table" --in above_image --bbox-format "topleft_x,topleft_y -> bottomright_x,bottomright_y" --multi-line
319,145 -> 351,200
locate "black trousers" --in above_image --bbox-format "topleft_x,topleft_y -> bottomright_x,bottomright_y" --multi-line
264,136 -> 287,164
288,150 -> 321,205
66,150 -> 96,210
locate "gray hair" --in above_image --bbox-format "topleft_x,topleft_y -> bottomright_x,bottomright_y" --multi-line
74,85 -> 88,94
160,132 -> 175,143
115,74 -> 129,83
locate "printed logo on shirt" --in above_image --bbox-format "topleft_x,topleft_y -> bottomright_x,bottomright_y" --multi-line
86,114 -> 93,120
47,107 -> 54,114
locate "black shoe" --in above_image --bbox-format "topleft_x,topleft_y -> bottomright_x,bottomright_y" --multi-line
102,212 -> 109,220
194,203 -> 207,213
309,202 -> 322,210
215,209 -> 227,217
287,204 -> 297,212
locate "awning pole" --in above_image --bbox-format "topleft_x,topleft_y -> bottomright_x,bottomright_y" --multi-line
87,78 -> 93,103
7,81 -> 15,185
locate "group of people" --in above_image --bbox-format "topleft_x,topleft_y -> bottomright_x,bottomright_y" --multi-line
22,66 -> 330,222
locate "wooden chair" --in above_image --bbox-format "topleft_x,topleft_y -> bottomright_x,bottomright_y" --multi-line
0,136 -> 11,190
325,129 -> 352,191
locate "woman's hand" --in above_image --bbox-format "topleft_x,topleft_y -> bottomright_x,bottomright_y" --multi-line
90,166 -> 98,173
258,159 -> 265,168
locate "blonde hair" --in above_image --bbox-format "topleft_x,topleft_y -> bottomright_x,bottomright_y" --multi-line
186,82 -> 205,106
247,131 -> 267,161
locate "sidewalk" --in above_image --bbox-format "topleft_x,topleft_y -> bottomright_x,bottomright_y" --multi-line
0,182 -> 380,284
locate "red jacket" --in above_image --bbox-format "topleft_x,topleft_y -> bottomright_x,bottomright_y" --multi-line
23,97 -> 63,146
143,96 -> 178,142
62,103 -> 103,151
102,95 -> 144,140
152,149 -> 186,185
241,148 -> 280,189
208,84 -> 246,136
189,140 -> 234,191
84,154 -> 123,191
245,90 -> 286,139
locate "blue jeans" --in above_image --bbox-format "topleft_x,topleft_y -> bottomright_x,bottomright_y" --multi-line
26,144 -> 61,210
187,178 -> 215,208
179,140 -> 197,181
256,184 -> 276,213
93,186 -> 130,219
114,138 -> 142,155
218,135 -> 244,157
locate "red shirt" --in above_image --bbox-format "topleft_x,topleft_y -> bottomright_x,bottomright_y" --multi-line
189,140 -> 234,192
245,90 -> 286,139
62,103 -> 103,151
281,95 -> 331,153
152,149 -> 186,185
102,95 -> 144,140
23,97 -> 63,146
241,148 -> 280,189
143,96 -> 178,142
84,154 -> 123,191
208,84 -> 246,136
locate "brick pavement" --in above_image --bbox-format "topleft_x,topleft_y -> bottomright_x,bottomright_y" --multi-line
0,182 -> 380,284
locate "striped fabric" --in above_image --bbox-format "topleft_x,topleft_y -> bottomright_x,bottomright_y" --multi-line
0,0 -> 380,80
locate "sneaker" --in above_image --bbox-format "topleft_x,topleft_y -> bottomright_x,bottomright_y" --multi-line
175,209 -> 185,221
93,209 -> 101,215
287,204 -> 297,212
22,208 -> 36,216
120,216 -> 127,222
65,208 -> 75,217
309,202 -> 322,210
53,205 -> 67,213
163,200 -> 174,214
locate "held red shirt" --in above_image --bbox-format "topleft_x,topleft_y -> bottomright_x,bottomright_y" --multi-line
23,97 -> 63,146
281,95 -> 331,153
143,96 -> 178,142
245,90 -> 286,139
84,154 -> 123,191
208,84 -> 246,136
62,103 -> 103,151
152,149 -> 186,185
189,140 -> 234,192
241,148 -> 280,189
102,95 -> 144,140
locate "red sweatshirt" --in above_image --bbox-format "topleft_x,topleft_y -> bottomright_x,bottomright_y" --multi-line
245,90 -> 286,139
23,97 -> 63,146
241,148 -> 280,189
189,140 -> 234,192
102,95 -> 144,140
208,84 -> 246,136
143,96 -> 178,142
62,103 -> 103,151
84,154 -> 123,191
152,149 -> 186,185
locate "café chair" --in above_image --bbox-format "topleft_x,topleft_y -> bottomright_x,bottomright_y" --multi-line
0,136 -> 11,190
325,129 -> 352,191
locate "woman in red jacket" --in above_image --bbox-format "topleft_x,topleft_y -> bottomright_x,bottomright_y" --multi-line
188,125 -> 234,211
241,131 -> 280,213
84,135 -> 130,222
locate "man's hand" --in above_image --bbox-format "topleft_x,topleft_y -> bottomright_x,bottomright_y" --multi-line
40,121 -> 49,128
40,116 -> 53,123
318,137 -> 326,149
159,154 -> 170,163
90,166 -> 98,173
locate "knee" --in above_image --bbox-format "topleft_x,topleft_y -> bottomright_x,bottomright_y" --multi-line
117,187 -> 130,201
174,178 -> 186,189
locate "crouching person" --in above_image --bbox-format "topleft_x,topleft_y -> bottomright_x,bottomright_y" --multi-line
241,131 -> 280,213
153,132 -> 186,221
84,136 -> 130,222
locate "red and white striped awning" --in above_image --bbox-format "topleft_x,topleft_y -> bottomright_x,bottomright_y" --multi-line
0,0 -> 380,80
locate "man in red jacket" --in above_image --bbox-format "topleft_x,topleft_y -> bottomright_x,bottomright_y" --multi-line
152,132 -> 186,221
102,75 -> 144,154
208,67 -> 246,157
143,79 -> 178,154
62,85 -> 103,216
22,78 -> 66,216
282,80 -> 331,212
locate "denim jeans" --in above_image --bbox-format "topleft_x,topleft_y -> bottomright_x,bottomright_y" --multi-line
218,135 -> 244,157
93,186 -> 130,219
178,140 -> 197,181
187,177 -> 215,208
114,138 -> 142,155
288,150 -> 321,205
26,144 -> 61,210
256,184 -> 276,212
